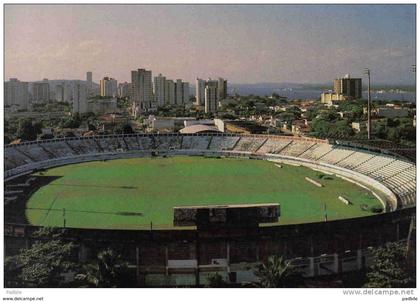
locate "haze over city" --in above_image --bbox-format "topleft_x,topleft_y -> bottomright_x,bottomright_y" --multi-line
5,4 -> 416,85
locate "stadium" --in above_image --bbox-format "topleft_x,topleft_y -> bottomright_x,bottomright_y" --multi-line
4,133 -> 416,287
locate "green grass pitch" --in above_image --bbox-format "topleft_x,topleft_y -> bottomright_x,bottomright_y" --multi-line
26,156 -> 383,230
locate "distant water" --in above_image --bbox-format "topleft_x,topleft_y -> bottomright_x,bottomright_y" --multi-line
229,86 -> 416,102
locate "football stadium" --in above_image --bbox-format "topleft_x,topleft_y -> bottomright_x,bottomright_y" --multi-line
4,133 -> 416,286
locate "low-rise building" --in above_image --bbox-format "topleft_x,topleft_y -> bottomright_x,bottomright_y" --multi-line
148,117 -> 175,132
376,107 -> 410,118
87,97 -> 118,114
320,92 -> 347,106
291,119 -> 311,136
351,121 -> 367,133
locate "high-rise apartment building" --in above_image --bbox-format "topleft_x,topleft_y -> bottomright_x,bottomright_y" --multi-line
196,78 -> 227,105
165,79 -> 175,105
72,81 -> 87,113
131,68 -> 153,113
154,74 -> 166,106
32,80 -> 50,103
182,82 -> 190,103
100,77 -> 118,97
55,84 -> 65,102
333,75 -> 362,99
118,82 -> 131,98
205,80 -> 218,113
5,78 -> 29,110
195,78 -> 206,106
217,77 -> 228,100
175,79 -> 184,105
86,72 -> 93,96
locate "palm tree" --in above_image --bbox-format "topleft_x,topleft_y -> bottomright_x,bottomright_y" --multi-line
254,255 -> 302,288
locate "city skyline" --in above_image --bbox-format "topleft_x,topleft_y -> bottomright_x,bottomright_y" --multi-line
5,4 -> 416,85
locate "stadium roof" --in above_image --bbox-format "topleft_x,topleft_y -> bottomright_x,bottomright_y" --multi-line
179,124 -> 221,134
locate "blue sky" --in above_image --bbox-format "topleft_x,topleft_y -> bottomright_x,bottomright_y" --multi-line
5,4 -> 416,84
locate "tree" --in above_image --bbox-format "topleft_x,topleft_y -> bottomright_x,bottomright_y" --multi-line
61,114 -> 81,128
17,119 -> 42,141
363,241 -> 415,288
114,123 -> 133,134
206,273 -> 229,288
254,255 -> 303,288
75,248 -> 130,288
4,227 -> 77,288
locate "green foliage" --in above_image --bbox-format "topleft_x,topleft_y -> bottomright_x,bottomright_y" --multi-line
254,255 -> 303,288
17,119 -> 42,141
61,114 -> 81,128
114,123 -> 134,134
206,273 -> 229,288
75,248 -> 130,288
219,113 -> 237,120
364,241 -> 415,288
311,118 -> 353,138
372,117 -> 416,145
4,227 -> 77,287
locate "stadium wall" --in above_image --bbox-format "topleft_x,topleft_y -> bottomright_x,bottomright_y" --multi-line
4,207 -> 414,286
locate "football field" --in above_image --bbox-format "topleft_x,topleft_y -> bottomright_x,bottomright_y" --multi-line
26,156 -> 383,229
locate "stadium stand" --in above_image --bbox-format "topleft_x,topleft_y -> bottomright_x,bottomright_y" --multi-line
334,150 -> 375,170
278,140 -> 316,157
40,141 -> 76,158
137,136 -> 153,150
353,156 -> 395,175
208,135 -> 240,150
256,137 -> 292,154
66,139 -> 98,154
154,135 -> 182,150
123,135 -> 141,150
17,144 -> 52,161
233,136 -> 266,152
299,143 -> 333,161
4,134 -> 416,209
181,135 -> 212,150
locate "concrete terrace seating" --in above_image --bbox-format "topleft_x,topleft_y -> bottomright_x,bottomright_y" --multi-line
208,136 -> 240,151
335,150 -> 375,170
137,136 -> 153,150
233,137 -> 266,152
354,155 -> 396,175
17,144 -> 52,161
369,160 -> 414,181
256,138 -> 292,154
299,143 -> 333,161
66,139 -> 98,155
383,166 -> 416,188
5,148 -> 33,168
96,137 -> 120,152
41,141 -> 75,158
181,136 -> 211,150
115,136 -> 130,151
279,140 -> 316,157
317,146 -> 356,165
399,192 -> 416,207
154,135 -> 182,150
123,136 -> 140,150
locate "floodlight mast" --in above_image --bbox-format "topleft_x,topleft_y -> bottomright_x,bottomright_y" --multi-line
364,68 -> 371,140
